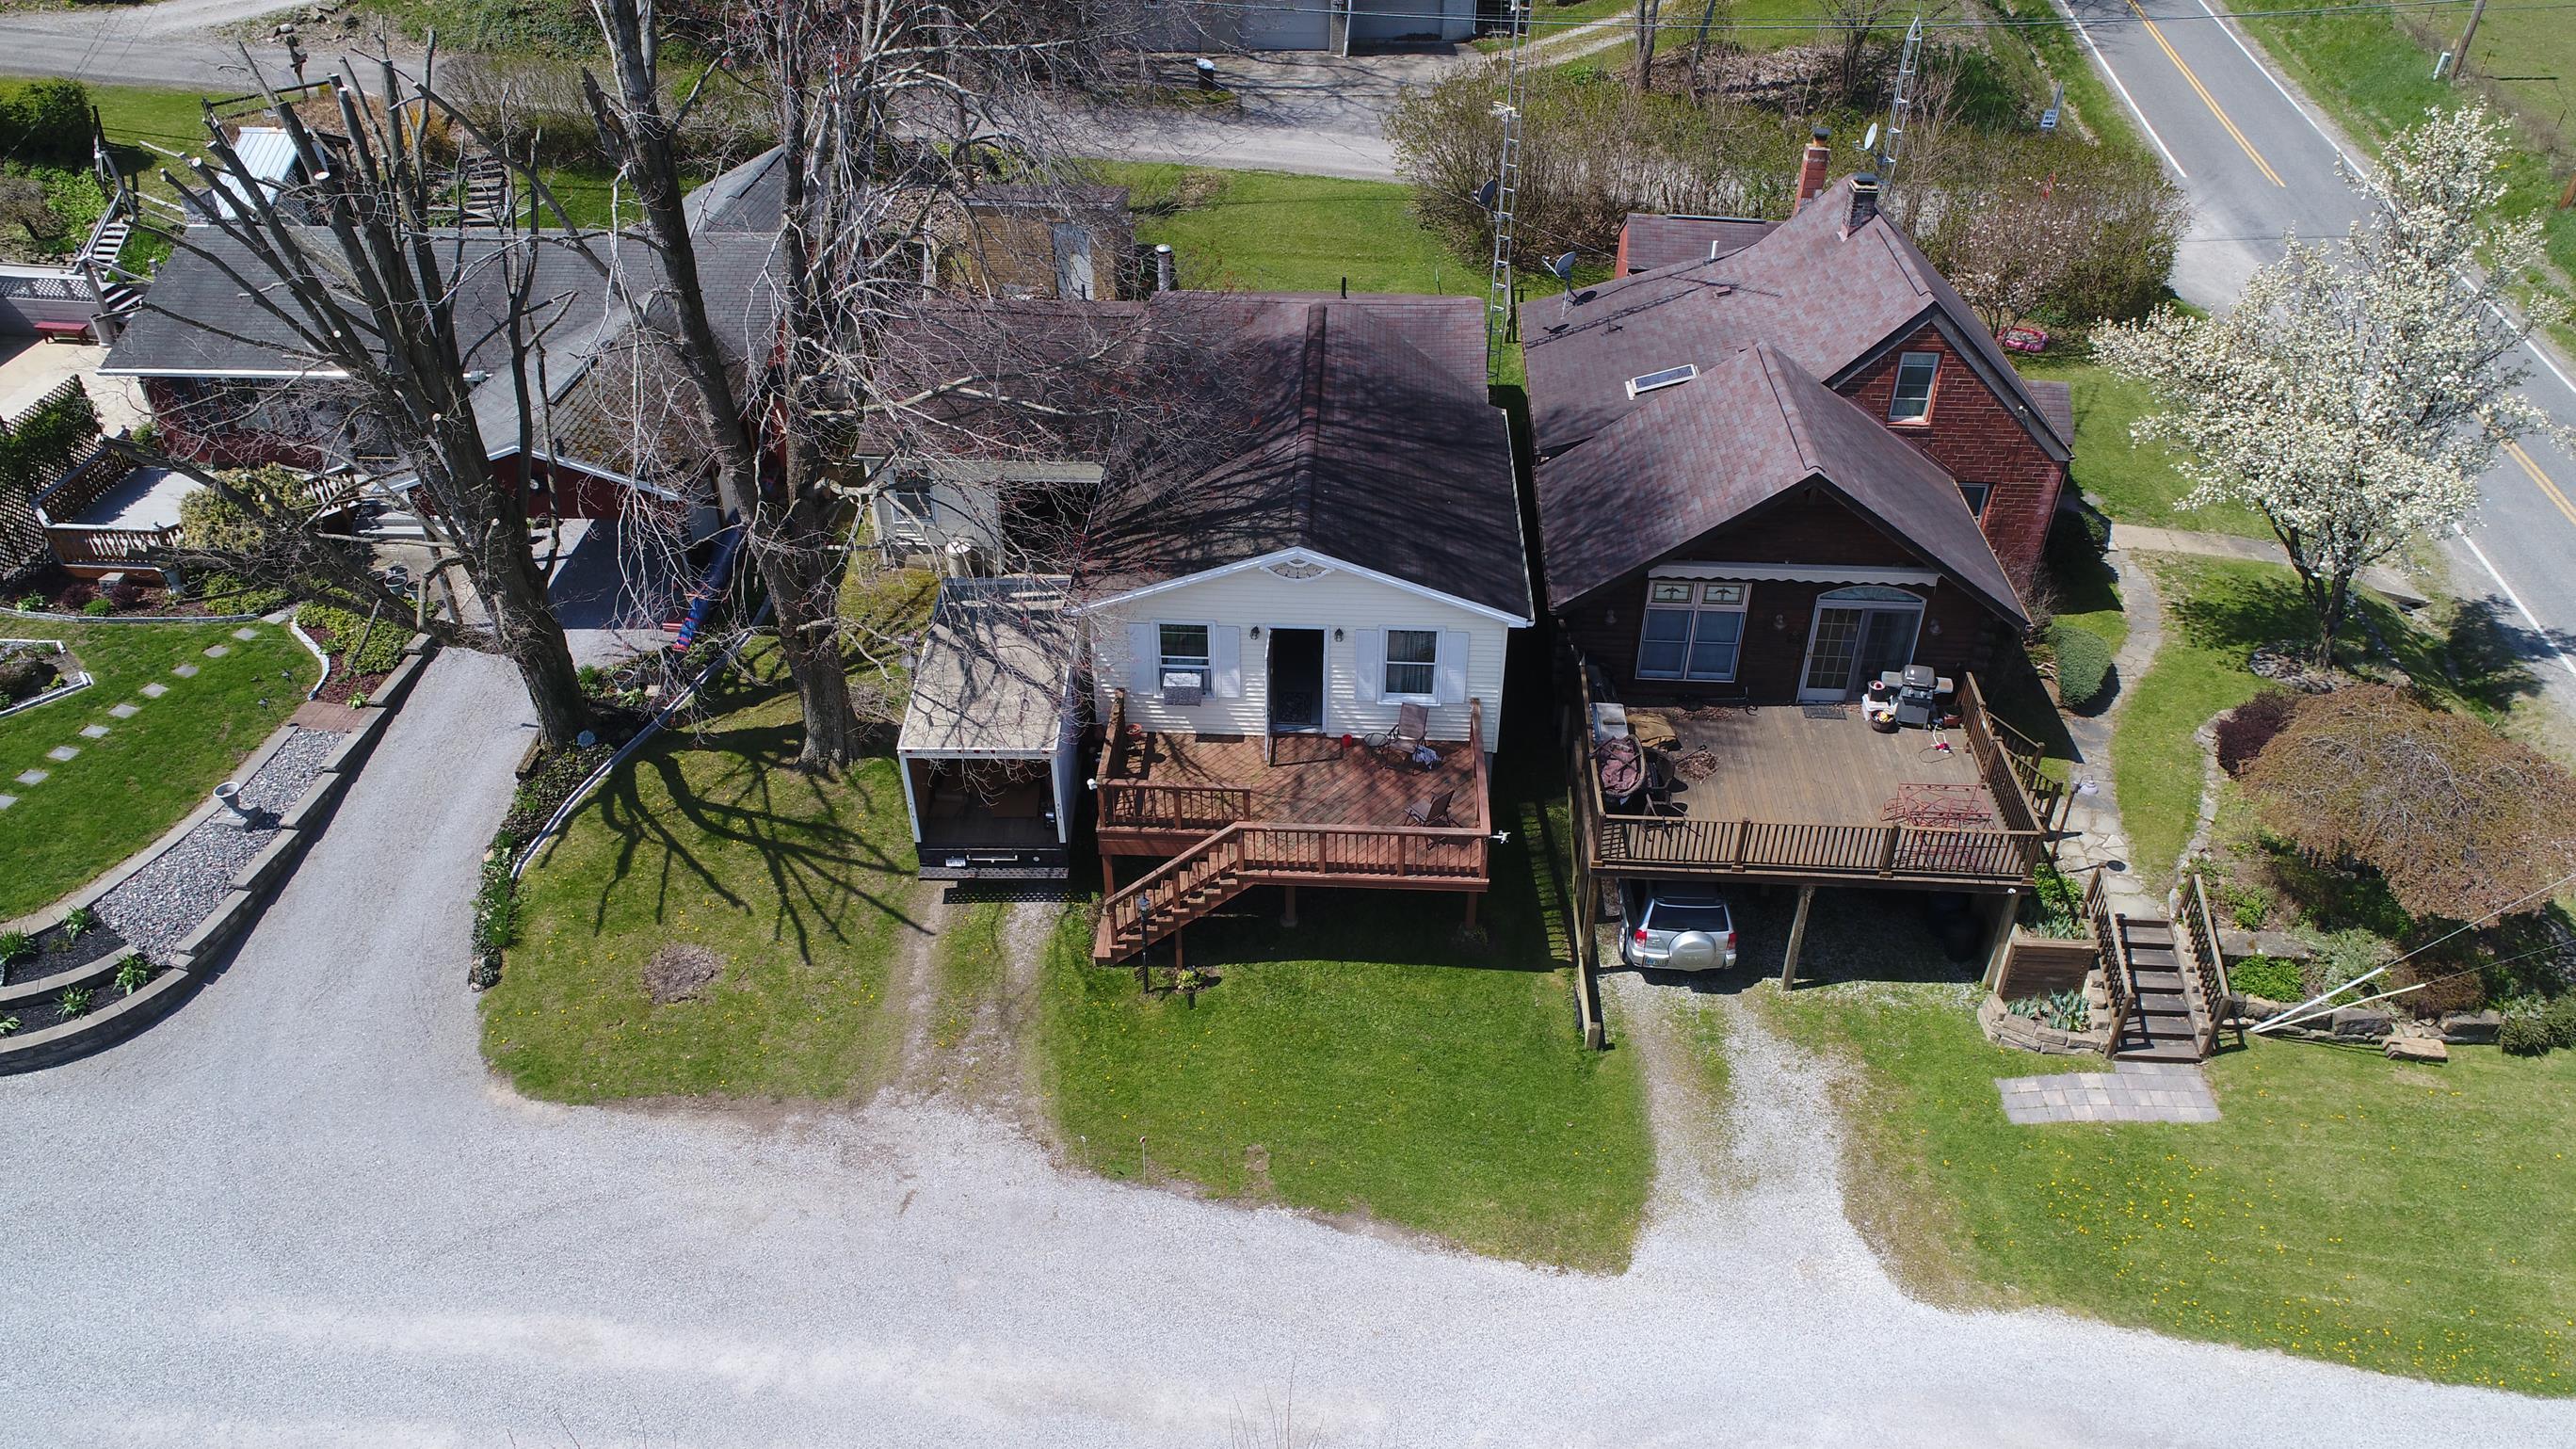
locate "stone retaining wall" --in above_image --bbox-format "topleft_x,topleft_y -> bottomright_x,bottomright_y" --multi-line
0,633 -> 437,1072
1980,979 -> 2115,1056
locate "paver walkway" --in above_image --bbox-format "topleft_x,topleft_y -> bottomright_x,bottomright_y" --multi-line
1996,1061 -> 2220,1124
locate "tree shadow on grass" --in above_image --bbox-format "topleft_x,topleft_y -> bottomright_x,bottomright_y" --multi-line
2161,560 -> 2315,659
575,705 -> 928,966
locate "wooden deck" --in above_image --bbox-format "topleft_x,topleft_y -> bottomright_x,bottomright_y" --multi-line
1095,727 -> 1483,851
1646,705 -> 2001,829
1571,667 -> 2051,890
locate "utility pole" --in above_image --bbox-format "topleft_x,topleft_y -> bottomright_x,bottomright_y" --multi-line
2452,0 -> 2488,82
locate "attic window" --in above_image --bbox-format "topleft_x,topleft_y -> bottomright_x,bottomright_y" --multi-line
1625,363 -> 1698,398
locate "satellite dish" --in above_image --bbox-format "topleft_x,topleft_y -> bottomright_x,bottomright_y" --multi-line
1549,250 -> 1578,282
1474,179 -> 1500,212
1860,122 -> 1880,155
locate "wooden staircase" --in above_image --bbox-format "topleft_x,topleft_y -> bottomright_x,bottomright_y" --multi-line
1091,819 -> 1489,963
2111,917 -> 2206,1061
1092,824 -> 1258,961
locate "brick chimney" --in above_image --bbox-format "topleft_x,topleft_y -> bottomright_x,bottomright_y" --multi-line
1794,126 -> 1832,212
1844,172 -> 1882,234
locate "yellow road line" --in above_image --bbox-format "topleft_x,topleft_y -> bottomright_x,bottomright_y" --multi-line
2126,0 -> 2286,187
2504,440 -> 2576,531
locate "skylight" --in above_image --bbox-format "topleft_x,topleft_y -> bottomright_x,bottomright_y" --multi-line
1625,363 -> 1698,398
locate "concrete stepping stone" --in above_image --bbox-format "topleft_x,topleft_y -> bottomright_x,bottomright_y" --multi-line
171,664 -> 198,678
79,724 -> 109,739
15,769 -> 46,785
202,644 -> 230,658
109,702 -> 139,717
232,627 -> 260,641
138,684 -> 166,699
45,745 -> 78,763
0,794 -> 14,810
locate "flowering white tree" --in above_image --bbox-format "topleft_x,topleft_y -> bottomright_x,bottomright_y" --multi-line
2097,106 -> 2568,660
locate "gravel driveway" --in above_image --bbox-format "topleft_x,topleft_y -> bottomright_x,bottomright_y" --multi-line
1,649 -> 2569,1445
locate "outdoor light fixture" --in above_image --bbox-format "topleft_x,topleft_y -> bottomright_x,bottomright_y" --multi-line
1332,627 -> 1345,641
1928,618 -> 1943,637
1773,613 -> 1788,632
1249,625 -> 1263,638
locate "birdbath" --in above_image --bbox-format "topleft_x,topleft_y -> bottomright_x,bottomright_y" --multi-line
211,781 -> 257,829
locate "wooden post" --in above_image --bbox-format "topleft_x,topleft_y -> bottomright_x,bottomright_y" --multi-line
1981,887 -> 2020,990
1102,853 -> 1119,895
1779,883 -> 1815,990
1173,924 -> 1185,974
2453,0 -> 2488,81
1280,882 -> 1298,928
1462,892 -> 1479,930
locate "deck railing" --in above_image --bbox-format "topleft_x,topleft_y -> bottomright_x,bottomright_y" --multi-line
2177,869 -> 2232,1055
1097,695 -> 1488,845
1570,654 -> 2044,887
32,441 -> 137,525
43,523 -> 173,566
1098,818 -> 1489,952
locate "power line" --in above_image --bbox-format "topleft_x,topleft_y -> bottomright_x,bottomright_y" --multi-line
1173,0 -> 2575,34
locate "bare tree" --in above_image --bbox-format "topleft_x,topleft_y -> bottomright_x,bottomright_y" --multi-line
129,55 -> 598,745
578,0 -> 1184,769
1633,0 -> 1664,92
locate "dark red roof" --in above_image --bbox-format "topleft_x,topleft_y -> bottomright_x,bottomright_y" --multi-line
1533,344 -> 2025,625
1619,213 -> 1778,273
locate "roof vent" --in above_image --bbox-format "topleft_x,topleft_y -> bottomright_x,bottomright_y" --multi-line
1625,363 -> 1698,398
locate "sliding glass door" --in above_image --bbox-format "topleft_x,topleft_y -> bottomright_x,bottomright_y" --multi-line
1797,588 -> 1924,701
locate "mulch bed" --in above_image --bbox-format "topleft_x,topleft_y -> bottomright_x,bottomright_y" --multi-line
2,915 -> 132,990
298,618 -> 391,706
1,962 -> 165,1038
8,566 -> 241,620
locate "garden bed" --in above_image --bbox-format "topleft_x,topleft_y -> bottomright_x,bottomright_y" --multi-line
0,636 -> 86,716
295,602 -> 406,704
7,565 -> 270,620
0,952 -> 165,1039
0,907 -> 127,987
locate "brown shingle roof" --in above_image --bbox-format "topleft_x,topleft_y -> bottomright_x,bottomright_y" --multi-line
1534,344 -> 2026,626
1620,213 -> 1777,273
1524,178 -> 2069,461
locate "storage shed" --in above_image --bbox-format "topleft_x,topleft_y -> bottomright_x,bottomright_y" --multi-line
896,575 -> 1082,879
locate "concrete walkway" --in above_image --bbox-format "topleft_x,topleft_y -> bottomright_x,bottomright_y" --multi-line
2113,523 -> 2424,604
2053,546 -> 2168,916
1997,1061 -> 2221,1124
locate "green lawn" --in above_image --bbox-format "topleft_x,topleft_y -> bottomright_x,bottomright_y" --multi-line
2228,0 -> 2576,344
1040,709 -> 1653,1270
0,619 -> 311,921
1763,981 -> 2576,1393
1102,163 -> 1468,298
2114,554 -> 2534,888
2020,349 -> 2270,539
485,684 -> 918,1102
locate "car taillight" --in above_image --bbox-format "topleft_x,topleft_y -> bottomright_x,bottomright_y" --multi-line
1724,930 -> 1737,949
1634,927 -> 1650,942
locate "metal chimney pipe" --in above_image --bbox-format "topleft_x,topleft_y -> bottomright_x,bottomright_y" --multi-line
1154,243 -> 1175,293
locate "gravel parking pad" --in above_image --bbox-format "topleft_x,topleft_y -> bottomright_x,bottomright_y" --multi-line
93,726 -> 344,959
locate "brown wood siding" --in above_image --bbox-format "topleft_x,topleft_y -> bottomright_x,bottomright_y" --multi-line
1835,322 -> 2067,592
1558,487 -> 2001,700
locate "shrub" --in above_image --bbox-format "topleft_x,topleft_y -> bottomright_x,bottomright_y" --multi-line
0,652 -> 56,700
0,928 -> 28,964
2544,996 -> 2576,1052
0,78 -> 95,165
113,954 -> 150,994
2049,620 -> 2115,712
298,602 -> 408,675
56,984 -> 91,1018
2299,927 -> 2389,1001
0,378 -> 98,494
14,593 -> 40,611
105,577 -> 144,607
80,596 -> 112,617
2214,689 -> 2298,777
60,906 -> 95,940
2229,955 -> 2303,1003
197,572 -> 293,614
2500,1015 -> 2554,1057
2219,879 -> 2274,930
2018,861 -> 2085,937
178,465 -> 318,557
470,832 -> 517,990
0,1014 -> 16,1036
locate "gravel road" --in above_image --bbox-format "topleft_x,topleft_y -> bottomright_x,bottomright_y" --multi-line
1,648 -> 2569,1445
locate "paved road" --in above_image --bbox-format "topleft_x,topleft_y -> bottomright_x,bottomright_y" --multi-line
5,650 -> 2575,1442
2062,0 -> 2576,714
0,0 -> 307,89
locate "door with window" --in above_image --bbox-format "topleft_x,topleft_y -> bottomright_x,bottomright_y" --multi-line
1798,587 -> 1924,701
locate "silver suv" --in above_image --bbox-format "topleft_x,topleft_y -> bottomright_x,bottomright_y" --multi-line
1620,882 -> 1738,971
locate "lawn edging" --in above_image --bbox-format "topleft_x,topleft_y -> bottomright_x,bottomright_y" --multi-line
0,605 -> 269,626
0,633 -> 439,1073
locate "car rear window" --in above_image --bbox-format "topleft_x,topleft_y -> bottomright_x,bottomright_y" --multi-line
1646,902 -> 1731,933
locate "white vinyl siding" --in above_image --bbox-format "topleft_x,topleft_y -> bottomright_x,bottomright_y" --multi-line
1381,628 -> 1438,700
1089,563 -> 1510,744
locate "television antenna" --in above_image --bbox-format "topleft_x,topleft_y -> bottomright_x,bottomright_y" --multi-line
1876,14 -> 1925,185
1481,0 -> 1535,382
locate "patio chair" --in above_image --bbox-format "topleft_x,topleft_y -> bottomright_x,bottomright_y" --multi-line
1406,788 -> 1457,828
1368,701 -> 1430,753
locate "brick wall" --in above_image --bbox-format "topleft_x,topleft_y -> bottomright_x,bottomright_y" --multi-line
1834,322 -> 2066,592
1560,487 -> 2005,700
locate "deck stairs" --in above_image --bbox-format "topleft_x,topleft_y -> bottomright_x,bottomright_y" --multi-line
459,154 -> 510,226
79,207 -> 145,315
2110,917 -> 2213,1062
1091,825 -> 1256,962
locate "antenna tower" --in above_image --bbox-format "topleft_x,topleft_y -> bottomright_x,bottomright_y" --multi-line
1485,0 -> 1533,382
1877,13 -> 1925,189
